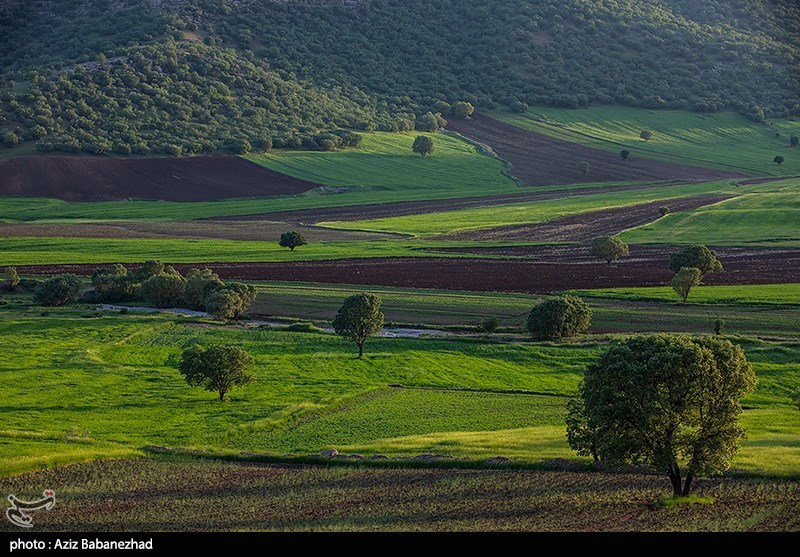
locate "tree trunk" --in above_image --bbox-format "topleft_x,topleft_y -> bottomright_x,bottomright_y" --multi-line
682,472 -> 694,496
219,390 -> 225,401
357,343 -> 363,358
668,465 -> 683,497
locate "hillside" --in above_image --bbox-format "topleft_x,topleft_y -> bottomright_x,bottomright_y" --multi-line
0,0 -> 798,157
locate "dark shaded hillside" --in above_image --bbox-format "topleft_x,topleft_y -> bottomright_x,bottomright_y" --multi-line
0,0 -> 797,156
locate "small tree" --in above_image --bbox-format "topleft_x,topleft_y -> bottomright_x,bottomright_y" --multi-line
659,206 -> 671,216
774,155 -> 784,165
480,316 -> 500,334
205,282 -> 256,319
640,130 -> 653,141
279,231 -> 308,251
332,293 -> 385,357
139,273 -> 185,308
526,295 -> 592,340
183,268 -> 223,310
33,274 -> 84,306
578,161 -> 590,176
91,264 -> 137,302
589,236 -> 629,265
178,344 -> 254,401
668,245 -> 722,277
790,135 -> 798,148
412,135 -> 434,157
620,149 -> 630,161
671,267 -> 701,303
451,101 -> 475,118
3,267 -> 20,290
577,335 -> 756,496
714,318 -> 725,335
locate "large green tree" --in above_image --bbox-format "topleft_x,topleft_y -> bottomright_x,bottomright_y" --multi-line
279,231 -> 308,251
332,293 -> 385,357
526,295 -> 591,340
412,135 -> 434,157
589,236 -> 629,265
178,344 -> 254,401
572,335 -> 756,497
139,273 -> 185,308
668,245 -> 722,277
33,274 -> 84,306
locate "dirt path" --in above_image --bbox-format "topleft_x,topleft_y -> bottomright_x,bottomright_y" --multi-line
19,246 -> 800,293
0,155 -> 320,201
442,195 -> 730,242
446,114 -> 744,186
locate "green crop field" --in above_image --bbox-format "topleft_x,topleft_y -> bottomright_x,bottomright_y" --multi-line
492,106 -> 800,175
0,293 -> 797,478
621,183 -> 800,246
323,180 -> 738,236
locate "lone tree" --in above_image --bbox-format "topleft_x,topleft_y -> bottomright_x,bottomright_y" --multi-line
574,335 -> 756,497
3,267 -> 19,290
332,293 -> 385,357
279,231 -> 307,251
412,135 -> 434,157
178,344 -> 254,401
790,135 -> 798,148
671,266 -> 702,303
620,149 -> 630,161
589,236 -> 629,265
526,295 -> 592,340
774,155 -> 784,165
640,130 -> 653,141
578,161 -> 590,176
139,273 -> 185,308
451,101 -> 475,118
668,245 -> 722,277
33,274 -> 84,306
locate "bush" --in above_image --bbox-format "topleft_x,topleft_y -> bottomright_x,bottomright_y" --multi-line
33,274 -> 84,306
526,295 -> 592,340
480,316 -> 500,334
4,267 -> 20,290
659,206 -> 671,216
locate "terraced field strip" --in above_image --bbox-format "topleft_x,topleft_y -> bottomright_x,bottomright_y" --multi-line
491,106 -> 800,175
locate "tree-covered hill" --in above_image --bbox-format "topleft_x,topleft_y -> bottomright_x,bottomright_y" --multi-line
1,0 -> 797,156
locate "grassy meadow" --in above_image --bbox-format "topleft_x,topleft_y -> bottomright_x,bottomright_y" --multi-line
492,106 -> 800,176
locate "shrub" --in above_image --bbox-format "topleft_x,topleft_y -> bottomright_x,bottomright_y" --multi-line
33,274 -> 84,306
139,273 -> 186,308
480,316 -> 500,334
526,295 -> 592,340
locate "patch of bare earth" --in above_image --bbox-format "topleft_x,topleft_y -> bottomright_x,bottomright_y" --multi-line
18,247 -> 800,293
0,155 -> 320,201
442,195 -> 731,242
446,114 -> 744,186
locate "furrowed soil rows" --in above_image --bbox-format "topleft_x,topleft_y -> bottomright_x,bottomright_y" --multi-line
443,195 -> 731,242
19,247 -> 800,293
446,114 -> 744,186
0,155 -> 320,201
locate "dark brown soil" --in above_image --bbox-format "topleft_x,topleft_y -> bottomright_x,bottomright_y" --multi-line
238,181 -> 696,223
19,246 -> 800,293
446,114 -> 745,186
443,195 -> 731,242
0,155 -> 320,201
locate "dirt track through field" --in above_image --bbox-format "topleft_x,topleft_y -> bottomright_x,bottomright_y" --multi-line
0,155 -> 320,201
19,246 -> 800,293
446,114 -> 744,186
442,195 -> 731,242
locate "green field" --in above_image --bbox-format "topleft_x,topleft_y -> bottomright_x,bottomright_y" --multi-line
324,179 -> 739,236
492,106 -> 800,176
0,292 -> 797,478
621,190 -> 800,246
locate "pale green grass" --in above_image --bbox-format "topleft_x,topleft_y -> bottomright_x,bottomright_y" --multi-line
492,106 -> 800,175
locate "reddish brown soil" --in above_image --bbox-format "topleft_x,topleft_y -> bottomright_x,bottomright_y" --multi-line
0,155 -> 320,201
446,114 -> 744,186
18,246 -> 800,293
228,180 -> 695,223
443,195 -> 730,242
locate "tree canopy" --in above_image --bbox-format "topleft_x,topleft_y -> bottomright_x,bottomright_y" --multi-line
668,245 -> 723,276
589,236 -> 629,264
332,293 -> 385,357
570,335 -> 756,496
178,344 -> 254,401
526,295 -> 592,340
